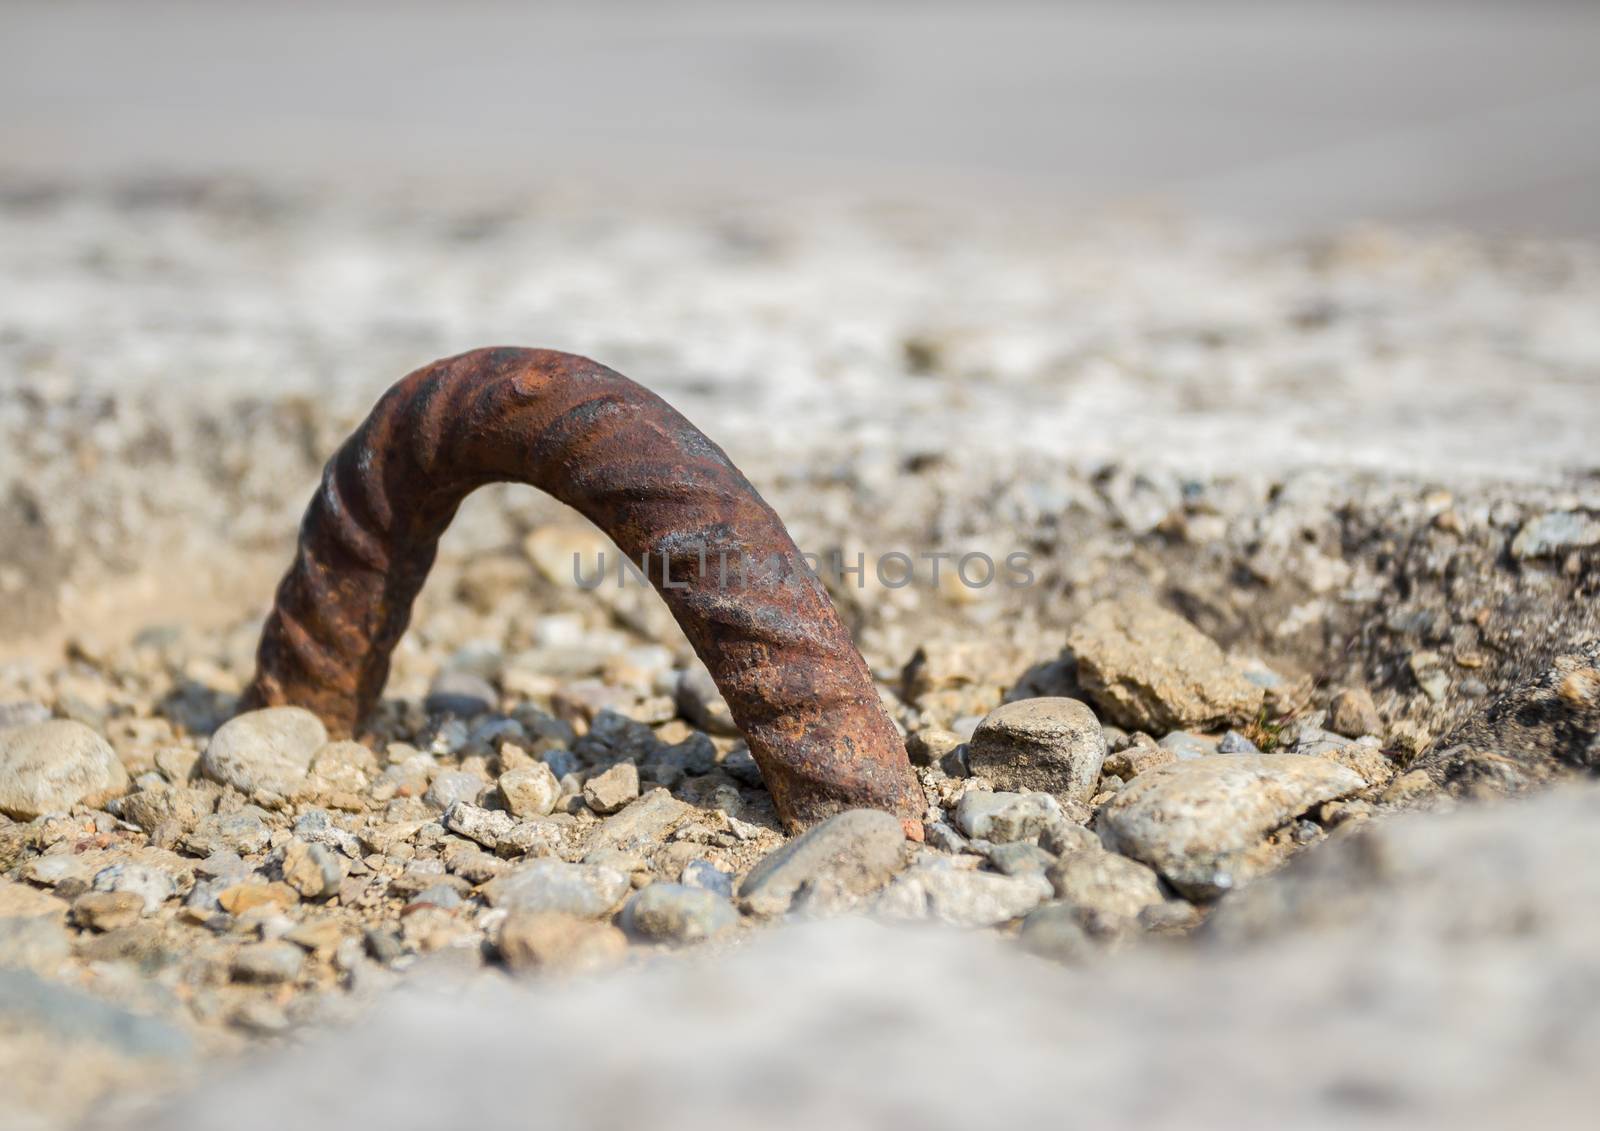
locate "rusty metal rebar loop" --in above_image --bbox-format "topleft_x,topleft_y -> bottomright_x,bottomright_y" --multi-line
242,347 -> 923,834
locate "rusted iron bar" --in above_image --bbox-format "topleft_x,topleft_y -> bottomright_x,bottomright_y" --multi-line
242,347 -> 923,835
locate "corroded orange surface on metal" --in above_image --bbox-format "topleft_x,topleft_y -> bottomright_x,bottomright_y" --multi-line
242,347 -> 923,834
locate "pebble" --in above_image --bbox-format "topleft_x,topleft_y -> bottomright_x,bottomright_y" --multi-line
496,911 -> 628,974
1046,851 -> 1166,931
72,890 -> 146,932
424,669 -> 497,717
182,810 -> 272,857
1216,730 -> 1259,754
1510,511 -> 1600,559
1067,597 -> 1264,732
874,863 -> 1052,928
0,719 -> 129,819
583,762 -> 640,815
680,859 -> 735,899
589,789 -> 692,854
499,763 -> 560,818
737,809 -> 908,918
1097,754 -> 1364,899
984,842 -> 1056,877
1327,687 -> 1383,739
1017,903 -> 1097,962
621,883 -> 738,944
199,707 -> 327,796
953,790 -> 1063,843
281,841 -> 345,900
91,862 -> 177,913
482,859 -> 631,918
231,941 -> 305,984
423,770 -> 487,811
964,698 -> 1106,803
1157,732 -> 1217,760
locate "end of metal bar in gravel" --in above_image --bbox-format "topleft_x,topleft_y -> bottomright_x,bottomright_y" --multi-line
242,347 -> 924,835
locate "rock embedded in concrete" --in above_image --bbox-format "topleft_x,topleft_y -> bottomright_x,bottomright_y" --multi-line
1097,754 -> 1364,899
965,697 -> 1106,803
199,707 -> 326,796
0,719 -> 129,819
1067,598 -> 1264,733
738,809 -> 907,918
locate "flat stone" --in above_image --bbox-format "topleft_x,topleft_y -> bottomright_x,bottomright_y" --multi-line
953,790 -> 1063,843
1097,754 -> 1363,899
1067,598 -> 1264,732
200,708 -> 326,796
0,720 -> 128,819
680,859 -> 735,899
1511,511 -> 1600,559
738,809 -> 908,918
425,669 -> 497,717
0,878 -> 69,921
582,762 -> 640,815
72,890 -> 146,932
182,810 -> 272,857
496,911 -> 628,974
874,864 -> 1052,928
984,842 -> 1056,877
589,789 -> 693,854
621,883 -> 738,945
482,859 -> 631,919
965,697 -> 1106,803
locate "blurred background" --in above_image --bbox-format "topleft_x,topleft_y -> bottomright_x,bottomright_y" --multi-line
4,0 -> 1598,234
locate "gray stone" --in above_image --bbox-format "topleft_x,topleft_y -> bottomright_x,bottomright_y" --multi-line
0,966 -> 190,1056
482,859 -> 631,919
984,842 -> 1056,877
1018,902 -> 1097,962
1097,754 -> 1363,899
589,789 -> 693,854
582,762 -> 640,815
1157,731 -> 1216,760
680,859 -> 735,899
1067,598 -> 1264,732
874,863 -> 1052,928
442,801 -> 515,849
1511,510 -> 1600,559
738,809 -> 908,918
499,763 -> 560,818
0,719 -> 128,819
953,790 -> 1063,843
1216,729 -> 1259,754
92,862 -> 177,913
1046,851 -> 1166,929
621,883 -> 738,945
423,770 -> 487,811
425,669 -> 497,717
182,809 -> 272,857
281,840 -> 345,900
231,941 -> 305,984
200,707 -> 326,795
965,698 -> 1105,803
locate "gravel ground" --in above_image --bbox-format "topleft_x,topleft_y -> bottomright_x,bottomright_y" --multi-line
2,177 -> 1599,1129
